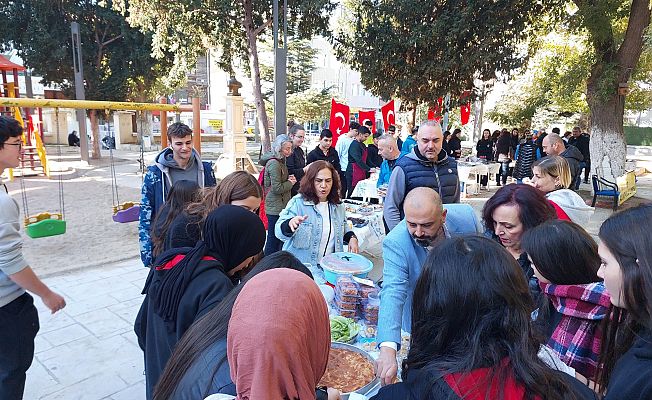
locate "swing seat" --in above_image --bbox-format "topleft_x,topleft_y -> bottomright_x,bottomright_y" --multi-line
112,202 -> 140,223
25,213 -> 67,239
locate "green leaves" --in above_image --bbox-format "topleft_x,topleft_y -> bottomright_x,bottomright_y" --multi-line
336,0 -> 557,105
0,0 -> 170,102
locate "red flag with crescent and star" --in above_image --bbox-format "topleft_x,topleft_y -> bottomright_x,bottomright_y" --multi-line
359,110 -> 376,133
329,99 -> 349,147
381,100 -> 395,131
460,90 -> 471,125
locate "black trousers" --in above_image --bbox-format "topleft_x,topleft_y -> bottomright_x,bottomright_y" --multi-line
339,171 -> 348,199
0,293 -> 39,400
263,214 -> 283,256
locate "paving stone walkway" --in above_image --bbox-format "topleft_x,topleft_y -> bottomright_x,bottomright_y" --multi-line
25,259 -> 148,400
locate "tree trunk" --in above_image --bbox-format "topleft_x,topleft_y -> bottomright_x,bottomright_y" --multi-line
242,0 -> 271,152
582,0 -> 650,180
89,109 -> 101,159
586,93 -> 627,180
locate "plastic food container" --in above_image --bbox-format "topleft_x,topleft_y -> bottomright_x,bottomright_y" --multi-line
335,306 -> 357,319
322,253 -> 373,285
361,292 -> 380,324
335,275 -> 359,296
359,285 -> 379,299
334,295 -> 358,311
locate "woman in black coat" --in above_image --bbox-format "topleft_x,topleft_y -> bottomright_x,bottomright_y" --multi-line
595,205 -> 652,399
135,205 -> 266,399
476,129 -> 493,188
448,128 -> 462,159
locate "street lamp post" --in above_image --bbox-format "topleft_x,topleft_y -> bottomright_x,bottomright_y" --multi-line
273,0 -> 288,137
70,22 -> 89,162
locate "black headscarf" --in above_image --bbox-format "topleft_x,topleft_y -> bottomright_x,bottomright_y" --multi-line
151,205 -> 266,325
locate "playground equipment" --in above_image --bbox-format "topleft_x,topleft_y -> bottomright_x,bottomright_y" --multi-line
107,111 -> 146,223
19,108 -> 66,238
1,97 -> 183,231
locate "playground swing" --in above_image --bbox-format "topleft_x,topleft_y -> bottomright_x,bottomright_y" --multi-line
108,110 -> 143,223
20,108 -> 67,239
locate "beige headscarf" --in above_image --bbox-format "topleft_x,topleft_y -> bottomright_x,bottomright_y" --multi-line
227,268 -> 330,400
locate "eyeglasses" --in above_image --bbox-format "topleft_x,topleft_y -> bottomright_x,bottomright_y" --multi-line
5,142 -> 22,149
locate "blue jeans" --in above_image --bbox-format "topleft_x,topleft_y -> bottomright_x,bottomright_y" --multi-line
0,293 -> 39,400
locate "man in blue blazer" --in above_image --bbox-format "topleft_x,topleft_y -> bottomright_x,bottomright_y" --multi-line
375,187 -> 482,385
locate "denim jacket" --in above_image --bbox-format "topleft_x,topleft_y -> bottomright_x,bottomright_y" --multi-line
275,194 -> 351,266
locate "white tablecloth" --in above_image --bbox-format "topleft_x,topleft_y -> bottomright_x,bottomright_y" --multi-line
350,175 -> 382,201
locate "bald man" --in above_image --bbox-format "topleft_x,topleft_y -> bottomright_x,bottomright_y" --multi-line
542,133 -> 583,190
376,134 -> 403,188
375,187 -> 482,385
383,120 -> 460,231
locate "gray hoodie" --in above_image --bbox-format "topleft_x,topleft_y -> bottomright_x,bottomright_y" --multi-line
0,183 -> 28,307
547,189 -> 594,226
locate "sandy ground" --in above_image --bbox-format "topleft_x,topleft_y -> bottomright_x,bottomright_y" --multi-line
5,156 -> 143,277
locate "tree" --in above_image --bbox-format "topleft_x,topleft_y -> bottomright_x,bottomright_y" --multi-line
570,0 -> 650,179
0,0 -> 170,159
486,32 -> 592,127
335,0 -> 554,108
286,88 -> 332,123
260,38 -> 319,99
117,0 -> 335,152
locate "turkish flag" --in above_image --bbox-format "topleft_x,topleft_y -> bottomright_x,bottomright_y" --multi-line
329,99 -> 349,147
381,100 -> 395,130
359,110 -> 376,133
461,103 -> 471,125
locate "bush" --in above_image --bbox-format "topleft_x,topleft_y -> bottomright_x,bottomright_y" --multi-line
625,126 -> 652,146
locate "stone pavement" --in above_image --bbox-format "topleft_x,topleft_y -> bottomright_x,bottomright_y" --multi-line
25,258 -> 148,400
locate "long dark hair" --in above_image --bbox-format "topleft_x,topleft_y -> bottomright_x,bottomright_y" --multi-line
596,204 -> 652,391
299,160 -> 341,204
404,236 -> 577,399
151,180 -> 201,257
481,184 -> 556,236
521,220 -> 601,284
153,251 -> 313,400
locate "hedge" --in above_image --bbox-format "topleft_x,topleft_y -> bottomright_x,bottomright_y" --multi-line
625,126 -> 652,146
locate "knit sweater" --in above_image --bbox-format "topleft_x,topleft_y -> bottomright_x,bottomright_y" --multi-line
0,183 -> 29,307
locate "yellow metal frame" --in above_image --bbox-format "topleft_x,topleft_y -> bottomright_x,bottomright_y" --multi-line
24,212 -> 63,226
1,97 -> 181,112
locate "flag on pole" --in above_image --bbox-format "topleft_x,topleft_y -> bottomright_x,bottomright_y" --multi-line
329,99 -> 350,147
381,100 -> 395,130
359,110 -> 376,133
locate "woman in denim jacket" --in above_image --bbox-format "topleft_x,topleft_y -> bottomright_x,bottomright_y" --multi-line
275,161 -> 359,266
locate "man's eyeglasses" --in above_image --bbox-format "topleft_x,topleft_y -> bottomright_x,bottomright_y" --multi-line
5,142 -> 22,149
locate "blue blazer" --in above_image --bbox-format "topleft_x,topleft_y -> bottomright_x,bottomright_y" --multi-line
377,203 -> 483,345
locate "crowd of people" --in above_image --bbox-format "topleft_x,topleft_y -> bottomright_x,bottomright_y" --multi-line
473,126 -> 592,190
2,114 -> 652,400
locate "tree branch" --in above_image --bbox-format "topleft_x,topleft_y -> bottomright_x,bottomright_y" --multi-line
254,17 -> 273,36
101,34 -> 124,47
615,0 -> 651,81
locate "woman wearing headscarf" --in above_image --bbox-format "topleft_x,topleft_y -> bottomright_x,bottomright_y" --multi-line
135,205 -> 266,400
227,268 -> 333,400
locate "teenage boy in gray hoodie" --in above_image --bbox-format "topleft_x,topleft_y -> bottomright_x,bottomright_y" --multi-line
0,116 -> 66,399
